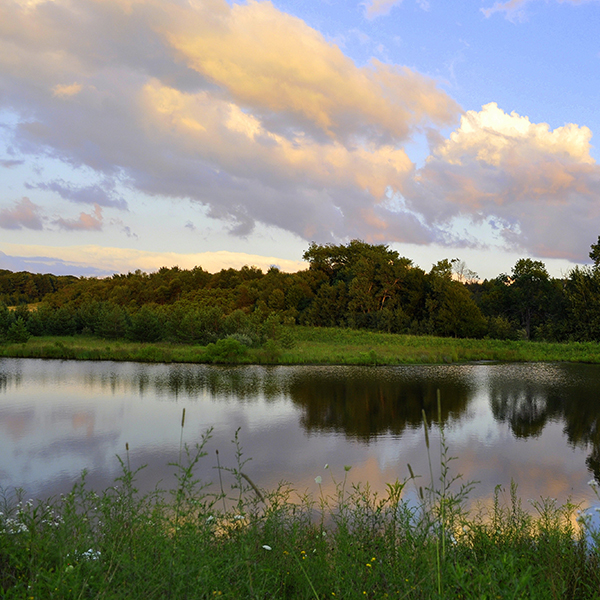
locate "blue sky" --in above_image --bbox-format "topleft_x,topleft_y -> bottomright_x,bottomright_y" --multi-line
1,0 -> 599,278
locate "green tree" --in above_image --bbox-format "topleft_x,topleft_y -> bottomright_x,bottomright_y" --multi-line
6,317 -> 31,343
424,260 -> 486,338
127,305 -> 163,342
509,259 -> 552,340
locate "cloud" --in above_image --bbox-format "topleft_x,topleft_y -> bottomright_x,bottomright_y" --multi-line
363,0 -> 404,19
34,179 -> 128,209
482,0 -> 597,20
0,250 -> 106,276
363,0 -> 429,19
0,0 -> 459,246
405,103 -> 600,261
52,82 -> 82,97
54,204 -> 103,231
0,197 -> 44,229
0,243 -> 307,276
1,159 -> 24,168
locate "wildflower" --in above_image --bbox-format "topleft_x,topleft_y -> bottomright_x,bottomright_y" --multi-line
588,479 -> 598,487
81,549 -> 101,560
366,563 -> 372,568
262,545 -> 272,551
315,476 -> 322,484
324,464 -> 329,469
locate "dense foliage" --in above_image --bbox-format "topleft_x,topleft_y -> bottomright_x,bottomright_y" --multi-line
2,238 -> 600,345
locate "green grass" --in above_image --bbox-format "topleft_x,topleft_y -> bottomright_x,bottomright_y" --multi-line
2,326 -> 600,365
2,411 -> 600,599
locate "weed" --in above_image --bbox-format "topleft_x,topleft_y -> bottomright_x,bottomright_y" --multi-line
1,419 -> 600,599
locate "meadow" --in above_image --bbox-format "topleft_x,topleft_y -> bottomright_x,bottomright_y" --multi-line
2,404 -> 600,599
2,325 -> 600,365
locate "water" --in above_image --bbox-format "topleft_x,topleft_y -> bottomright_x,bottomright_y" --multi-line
1,358 -> 600,514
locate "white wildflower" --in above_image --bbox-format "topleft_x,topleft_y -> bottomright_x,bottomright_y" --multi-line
315,476 -> 322,484
262,545 -> 272,551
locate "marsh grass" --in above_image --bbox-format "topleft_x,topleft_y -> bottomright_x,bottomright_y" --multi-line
3,327 -> 600,365
2,413 -> 600,599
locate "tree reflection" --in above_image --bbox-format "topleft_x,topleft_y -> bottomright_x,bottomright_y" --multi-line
489,364 -> 600,482
287,368 -> 473,441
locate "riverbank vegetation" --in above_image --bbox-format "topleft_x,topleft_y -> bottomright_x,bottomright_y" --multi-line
2,413 -> 600,599
3,238 -> 600,363
2,327 -> 600,364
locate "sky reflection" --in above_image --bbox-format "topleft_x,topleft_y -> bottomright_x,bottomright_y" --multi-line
0,358 -> 598,515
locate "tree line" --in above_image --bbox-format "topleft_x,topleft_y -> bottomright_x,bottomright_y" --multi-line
2,238 -> 600,345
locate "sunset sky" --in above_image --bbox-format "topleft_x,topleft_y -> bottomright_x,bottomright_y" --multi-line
1,0 -> 599,278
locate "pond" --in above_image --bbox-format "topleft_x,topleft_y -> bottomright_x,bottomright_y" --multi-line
1,358 -> 600,514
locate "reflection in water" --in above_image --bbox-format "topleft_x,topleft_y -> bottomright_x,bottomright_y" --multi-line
488,363 -> 600,482
1,358 -> 600,512
288,366 -> 474,440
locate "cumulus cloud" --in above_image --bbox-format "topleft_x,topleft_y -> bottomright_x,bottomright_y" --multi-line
0,0 -> 459,246
54,204 -> 103,231
1,0 -> 597,262
406,103 -> 600,260
0,197 -> 44,230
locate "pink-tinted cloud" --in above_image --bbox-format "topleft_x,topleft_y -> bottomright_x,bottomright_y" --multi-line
54,204 -> 103,231
0,0 -> 459,246
0,197 -> 43,230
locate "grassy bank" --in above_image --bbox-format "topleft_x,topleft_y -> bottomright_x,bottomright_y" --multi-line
2,326 -> 600,364
2,416 -> 600,600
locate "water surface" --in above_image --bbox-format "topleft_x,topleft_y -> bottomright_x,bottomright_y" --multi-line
1,358 -> 599,513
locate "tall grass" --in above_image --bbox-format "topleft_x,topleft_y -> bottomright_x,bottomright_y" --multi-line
2,326 -> 600,365
1,412 -> 600,598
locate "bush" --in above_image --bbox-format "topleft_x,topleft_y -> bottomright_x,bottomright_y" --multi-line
203,337 -> 248,363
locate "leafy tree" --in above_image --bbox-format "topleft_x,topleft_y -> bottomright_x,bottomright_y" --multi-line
564,266 -> 600,341
509,259 -> 553,340
127,306 -> 163,342
424,260 -> 486,338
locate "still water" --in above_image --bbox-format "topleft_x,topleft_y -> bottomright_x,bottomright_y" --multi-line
2,358 -> 600,512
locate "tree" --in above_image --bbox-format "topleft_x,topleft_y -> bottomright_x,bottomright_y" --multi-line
509,259 -> 552,340
6,317 -> 31,343
424,260 -> 486,338
590,235 -> 600,269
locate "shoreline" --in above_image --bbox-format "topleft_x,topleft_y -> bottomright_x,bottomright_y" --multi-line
2,326 -> 600,365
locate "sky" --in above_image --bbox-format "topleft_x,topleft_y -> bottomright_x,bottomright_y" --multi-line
0,0 -> 599,279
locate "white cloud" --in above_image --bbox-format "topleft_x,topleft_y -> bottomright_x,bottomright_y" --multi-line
406,103 -> 600,260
